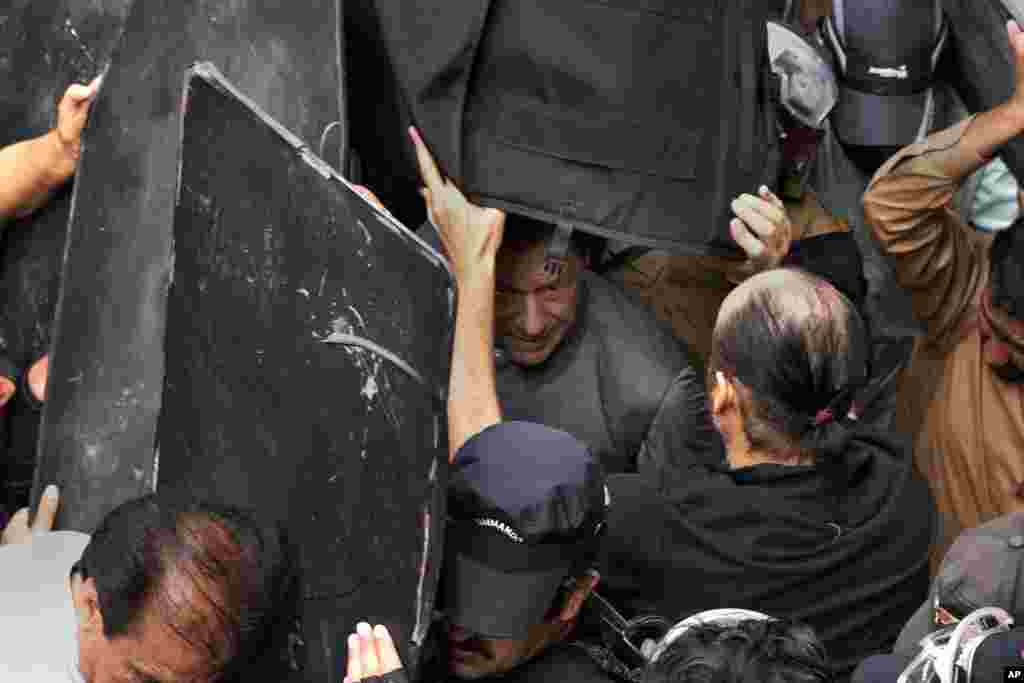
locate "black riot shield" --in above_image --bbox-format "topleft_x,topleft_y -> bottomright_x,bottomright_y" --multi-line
346,0 -> 780,256
31,0 -> 345,532
0,0 -> 130,508
154,64 -> 451,681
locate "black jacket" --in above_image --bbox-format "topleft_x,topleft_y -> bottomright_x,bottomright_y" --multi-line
496,272 -> 715,481
439,643 -> 616,683
598,433 -> 935,678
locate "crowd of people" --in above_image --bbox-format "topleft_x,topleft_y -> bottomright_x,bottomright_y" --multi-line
4,1 -> 1024,682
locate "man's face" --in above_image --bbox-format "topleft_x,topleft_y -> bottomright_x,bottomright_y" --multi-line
443,574 -> 598,679
445,621 -> 557,680
74,577 -> 218,683
494,240 -> 584,367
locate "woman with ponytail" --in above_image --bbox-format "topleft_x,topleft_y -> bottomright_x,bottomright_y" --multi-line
598,268 -> 935,681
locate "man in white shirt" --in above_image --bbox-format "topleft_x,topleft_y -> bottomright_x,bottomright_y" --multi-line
0,487 -> 295,682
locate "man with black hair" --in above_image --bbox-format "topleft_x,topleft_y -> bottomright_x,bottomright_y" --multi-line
411,128 -> 616,683
409,164 -> 714,486
485,212 -> 713,484
341,131 -> 619,683
0,490 -> 295,682
644,611 -> 831,683
863,18 -> 1024,567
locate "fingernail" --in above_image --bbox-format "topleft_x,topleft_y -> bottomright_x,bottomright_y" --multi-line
357,622 -> 372,638
13,507 -> 28,518
408,126 -> 421,145
348,634 -> 359,648
44,484 -> 58,499
373,624 -> 389,638
759,185 -> 770,194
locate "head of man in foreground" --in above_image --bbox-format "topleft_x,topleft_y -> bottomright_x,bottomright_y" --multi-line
72,493 -> 294,683
440,421 -> 607,679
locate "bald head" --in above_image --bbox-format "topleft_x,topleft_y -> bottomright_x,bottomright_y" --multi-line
710,268 -> 869,458
716,269 -> 830,334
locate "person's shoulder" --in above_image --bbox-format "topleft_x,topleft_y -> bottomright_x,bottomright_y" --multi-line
584,272 -> 690,373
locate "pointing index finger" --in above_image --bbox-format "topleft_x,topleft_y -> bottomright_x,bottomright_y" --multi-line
409,127 -> 444,193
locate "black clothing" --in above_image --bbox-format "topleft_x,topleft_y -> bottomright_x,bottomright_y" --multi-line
599,432 -> 935,679
360,671 -> 411,683
496,272 -> 714,481
850,652 -> 916,683
347,0 -> 779,255
438,642 -> 617,683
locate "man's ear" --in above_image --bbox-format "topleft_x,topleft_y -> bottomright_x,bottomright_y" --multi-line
71,574 -> 104,635
558,571 -> 600,623
711,371 -> 736,418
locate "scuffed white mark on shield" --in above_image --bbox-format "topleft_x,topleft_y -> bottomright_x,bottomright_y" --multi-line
361,375 -> 378,401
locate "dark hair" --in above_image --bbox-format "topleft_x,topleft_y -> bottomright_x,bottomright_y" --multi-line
708,269 -> 869,464
73,492 -> 297,677
643,619 -> 832,683
502,213 -> 606,266
990,219 -> 1024,321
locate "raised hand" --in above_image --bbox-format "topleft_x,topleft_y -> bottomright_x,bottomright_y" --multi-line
409,127 -> 505,284
345,623 -> 403,683
729,186 -> 794,273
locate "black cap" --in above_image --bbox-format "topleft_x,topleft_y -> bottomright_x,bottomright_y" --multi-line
900,513 -> 1024,648
824,0 -> 947,148
442,422 -> 608,639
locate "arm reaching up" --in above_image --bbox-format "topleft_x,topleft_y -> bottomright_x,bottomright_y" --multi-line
864,21 -> 1024,347
0,76 -> 101,222
410,127 -> 504,462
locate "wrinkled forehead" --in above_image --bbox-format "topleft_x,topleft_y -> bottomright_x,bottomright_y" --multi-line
496,238 -> 582,291
112,617 -> 219,683
120,573 -> 231,682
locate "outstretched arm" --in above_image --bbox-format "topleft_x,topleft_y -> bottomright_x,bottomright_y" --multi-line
0,77 -> 101,222
864,21 -> 1024,346
410,127 -> 504,462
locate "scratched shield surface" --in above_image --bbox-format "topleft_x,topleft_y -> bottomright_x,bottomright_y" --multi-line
0,0 -> 130,506
33,0 -> 343,531
155,67 -> 453,681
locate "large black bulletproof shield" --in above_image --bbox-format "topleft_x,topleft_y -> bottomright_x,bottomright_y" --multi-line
155,64 -> 451,681
0,0 -> 130,506
348,0 -> 780,256
32,0 -> 345,532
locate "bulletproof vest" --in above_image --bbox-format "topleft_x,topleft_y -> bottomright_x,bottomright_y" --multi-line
369,0 -> 780,256
495,273 -> 689,475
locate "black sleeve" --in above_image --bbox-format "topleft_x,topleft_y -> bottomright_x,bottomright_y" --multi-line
943,0 -> 1024,181
0,352 -> 19,383
636,365 -> 721,497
